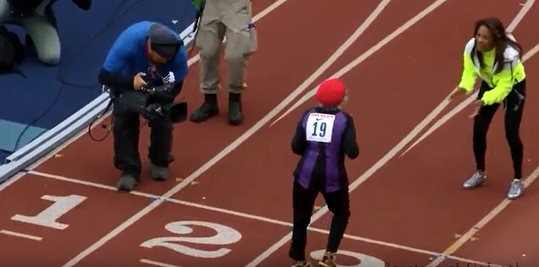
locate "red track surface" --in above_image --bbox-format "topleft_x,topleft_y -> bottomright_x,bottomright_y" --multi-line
1,0 -> 538,266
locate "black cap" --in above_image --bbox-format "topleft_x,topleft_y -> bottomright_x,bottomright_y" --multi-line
148,23 -> 182,59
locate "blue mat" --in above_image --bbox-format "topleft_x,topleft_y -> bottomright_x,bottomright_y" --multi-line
0,0 -> 195,161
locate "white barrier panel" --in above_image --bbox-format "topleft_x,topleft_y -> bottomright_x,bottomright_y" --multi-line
0,92 -> 110,180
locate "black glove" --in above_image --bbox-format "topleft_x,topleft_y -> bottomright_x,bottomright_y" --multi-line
72,0 -> 91,10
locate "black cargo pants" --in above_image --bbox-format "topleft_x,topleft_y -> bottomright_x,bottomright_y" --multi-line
112,97 -> 175,176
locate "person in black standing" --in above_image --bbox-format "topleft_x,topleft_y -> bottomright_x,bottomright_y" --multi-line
98,22 -> 188,192
450,17 -> 526,200
289,78 -> 359,267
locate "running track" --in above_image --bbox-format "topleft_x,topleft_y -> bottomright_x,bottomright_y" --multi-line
1,0 -> 538,266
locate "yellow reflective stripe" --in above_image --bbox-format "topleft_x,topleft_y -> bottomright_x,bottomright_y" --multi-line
458,51 -> 477,92
481,61 -> 526,105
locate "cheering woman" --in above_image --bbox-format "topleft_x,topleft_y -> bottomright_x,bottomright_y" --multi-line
450,17 -> 526,200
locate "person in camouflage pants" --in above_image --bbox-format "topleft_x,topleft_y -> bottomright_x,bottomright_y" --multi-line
189,0 -> 257,125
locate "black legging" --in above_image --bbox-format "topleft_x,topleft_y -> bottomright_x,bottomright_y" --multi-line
289,183 -> 350,261
473,80 -> 526,179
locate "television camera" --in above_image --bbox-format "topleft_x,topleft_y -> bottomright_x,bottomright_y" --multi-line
114,79 -> 187,123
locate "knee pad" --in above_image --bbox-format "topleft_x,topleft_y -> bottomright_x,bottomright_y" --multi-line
38,52 -> 60,66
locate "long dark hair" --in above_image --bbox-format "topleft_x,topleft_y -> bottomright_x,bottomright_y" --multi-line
472,17 -> 523,74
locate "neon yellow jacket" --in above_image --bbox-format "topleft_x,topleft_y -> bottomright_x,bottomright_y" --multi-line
458,37 -> 526,105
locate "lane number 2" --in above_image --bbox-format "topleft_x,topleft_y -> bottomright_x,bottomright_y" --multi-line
141,221 -> 242,259
305,113 -> 335,143
310,250 -> 385,267
11,194 -> 87,230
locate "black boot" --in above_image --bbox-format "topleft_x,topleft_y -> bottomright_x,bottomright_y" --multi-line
190,93 -> 219,123
228,93 -> 243,125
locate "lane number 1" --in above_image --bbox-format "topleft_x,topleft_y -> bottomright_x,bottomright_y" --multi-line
11,194 -> 87,230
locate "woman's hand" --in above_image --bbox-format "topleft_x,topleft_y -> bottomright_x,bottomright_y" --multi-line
449,88 -> 468,101
469,100 -> 483,118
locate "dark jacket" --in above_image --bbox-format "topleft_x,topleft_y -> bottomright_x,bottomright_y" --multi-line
292,107 -> 359,193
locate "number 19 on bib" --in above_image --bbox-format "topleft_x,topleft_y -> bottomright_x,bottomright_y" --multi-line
306,113 -> 335,143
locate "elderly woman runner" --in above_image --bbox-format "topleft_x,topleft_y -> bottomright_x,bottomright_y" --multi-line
289,78 -> 359,267
450,17 -> 527,200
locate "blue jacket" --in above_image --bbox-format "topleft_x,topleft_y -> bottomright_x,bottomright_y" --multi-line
102,21 -> 188,88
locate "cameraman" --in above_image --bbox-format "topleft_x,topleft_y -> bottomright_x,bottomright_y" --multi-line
98,21 -> 188,192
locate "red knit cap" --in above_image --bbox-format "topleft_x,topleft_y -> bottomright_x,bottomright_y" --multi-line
314,78 -> 346,107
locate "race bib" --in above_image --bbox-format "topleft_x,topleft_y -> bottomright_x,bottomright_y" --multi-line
305,113 -> 335,143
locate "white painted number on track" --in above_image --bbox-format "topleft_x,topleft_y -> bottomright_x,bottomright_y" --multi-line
310,250 -> 385,267
11,194 -> 87,230
140,221 -> 242,258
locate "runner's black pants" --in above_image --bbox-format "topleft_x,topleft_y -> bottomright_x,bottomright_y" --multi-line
473,79 -> 526,178
112,99 -> 174,176
289,183 -> 350,261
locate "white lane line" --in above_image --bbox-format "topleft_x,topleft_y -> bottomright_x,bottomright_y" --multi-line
187,0 -> 292,65
270,0 -> 450,126
428,165 -> 539,266
264,0 -> 391,127
0,229 -> 43,241
55,2 -> 394,266
0,0 -> 293,194
401,42 -> 539,156
28,170 -> 503,267
399,0 -> 536,156
0,0 -> 292,261
140,259 -> 181,267
0,110 -> 112,193
245,1 -> 536,266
